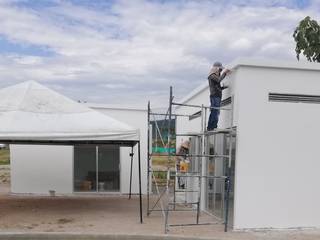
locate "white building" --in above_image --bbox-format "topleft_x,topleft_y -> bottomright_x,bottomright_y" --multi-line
6,81 -> 148,196
175,59 -> 320,230
85,103 -> 148,195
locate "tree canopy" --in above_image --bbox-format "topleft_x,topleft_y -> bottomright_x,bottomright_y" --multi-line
293,16 -> 320,62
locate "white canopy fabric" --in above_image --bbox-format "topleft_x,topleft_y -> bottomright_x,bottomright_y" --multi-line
0,81 -> 139,142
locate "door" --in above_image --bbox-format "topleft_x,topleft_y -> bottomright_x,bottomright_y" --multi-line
73,145 -> 120,192
73,145 -> 97,192
97,145 -> 120,192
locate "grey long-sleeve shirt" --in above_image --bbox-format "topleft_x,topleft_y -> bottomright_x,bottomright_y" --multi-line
208,72 -> 226,98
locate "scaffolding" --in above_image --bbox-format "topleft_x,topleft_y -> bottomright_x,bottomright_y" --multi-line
147,86 -> 236,233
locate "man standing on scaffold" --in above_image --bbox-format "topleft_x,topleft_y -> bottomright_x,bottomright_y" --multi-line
207,61 -> 231,131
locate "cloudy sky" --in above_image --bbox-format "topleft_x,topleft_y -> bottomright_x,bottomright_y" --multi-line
0,0 -> 319,107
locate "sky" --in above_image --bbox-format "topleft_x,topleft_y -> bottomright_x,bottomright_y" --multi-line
0,0 -> 319,108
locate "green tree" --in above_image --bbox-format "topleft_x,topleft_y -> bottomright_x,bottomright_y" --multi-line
293,16 -> 320,62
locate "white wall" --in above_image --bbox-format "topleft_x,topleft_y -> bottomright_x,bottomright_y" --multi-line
10,145 -> 73,194
175,63 -> 320,230
234,66 -> 320,229
90,107 -> 148,195
10,107 -> 148,195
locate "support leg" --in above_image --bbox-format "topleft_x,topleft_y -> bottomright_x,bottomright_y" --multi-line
224,176 -> 230,232
129,146 -> 134,200
138,142 -> 143,224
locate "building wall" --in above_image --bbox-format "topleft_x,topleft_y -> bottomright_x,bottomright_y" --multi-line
175,63 -> 320,230
233,66 -> 320,229
88,107 -> 148,195
10,145 -> 73,194
10,107 -> 148,195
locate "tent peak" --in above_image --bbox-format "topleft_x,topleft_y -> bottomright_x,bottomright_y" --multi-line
0,81 -> 140,141
0,80 -> 90,114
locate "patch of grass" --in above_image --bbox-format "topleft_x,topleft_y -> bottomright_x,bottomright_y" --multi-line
153,171 -> 167,179
0,149 -> 9,165
152,155 -> 175,167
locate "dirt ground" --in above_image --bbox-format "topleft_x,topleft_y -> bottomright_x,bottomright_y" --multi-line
0,165 -> 10,184
0,165 -> 319,239
0,183 -> 318,240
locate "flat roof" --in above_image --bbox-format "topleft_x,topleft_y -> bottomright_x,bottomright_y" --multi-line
85,103 -> 147,112
177,58 -> 320,106
230,58 -> 320,72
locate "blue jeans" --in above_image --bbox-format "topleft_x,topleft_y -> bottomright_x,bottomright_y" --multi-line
207,96 -> 221,130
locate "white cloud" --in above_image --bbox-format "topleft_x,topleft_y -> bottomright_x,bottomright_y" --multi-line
0,0 -> 319,107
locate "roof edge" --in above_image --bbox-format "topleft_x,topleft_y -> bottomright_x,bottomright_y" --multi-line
228,57 -> 320,71
176,58 -> 320,107
84,103 -> 147,112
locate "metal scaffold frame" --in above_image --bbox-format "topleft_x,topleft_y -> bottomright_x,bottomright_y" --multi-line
147,86 -> 236,233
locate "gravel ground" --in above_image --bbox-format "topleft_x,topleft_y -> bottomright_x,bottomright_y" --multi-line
0,189 -> 318,240
0,165 -> 319,239
0,165 -> 10,184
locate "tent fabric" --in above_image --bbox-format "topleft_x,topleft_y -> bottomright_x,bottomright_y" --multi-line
0,81 -> 139,142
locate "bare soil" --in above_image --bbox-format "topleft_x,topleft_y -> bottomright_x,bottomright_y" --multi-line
0,163 -> 317,239
0,165 -> 10,184
0,184 -> 318,240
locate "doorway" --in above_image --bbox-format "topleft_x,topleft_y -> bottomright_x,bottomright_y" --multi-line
73,145 -> 120,192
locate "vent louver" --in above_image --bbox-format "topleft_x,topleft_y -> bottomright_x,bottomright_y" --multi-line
269,93 -> 320,104
221,97 -> 232,107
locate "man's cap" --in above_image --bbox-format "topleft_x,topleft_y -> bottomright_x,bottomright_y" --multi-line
213,61 -> 224,69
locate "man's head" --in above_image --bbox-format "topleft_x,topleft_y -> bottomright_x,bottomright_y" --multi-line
213,61 -> 224,71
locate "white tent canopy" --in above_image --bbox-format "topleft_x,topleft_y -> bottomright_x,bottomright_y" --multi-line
0,81 -> 139,143
0,81 -> 143,223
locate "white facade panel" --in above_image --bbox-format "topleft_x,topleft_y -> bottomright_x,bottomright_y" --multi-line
88,107 -> 148,195
234,67 -> 320,229
10,145 -> 73,194
10,107 -> 148,195
175,60 -> 320,230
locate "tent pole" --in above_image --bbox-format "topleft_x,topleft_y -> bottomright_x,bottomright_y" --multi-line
138,141 -> 143,223
129,145 -> 134,199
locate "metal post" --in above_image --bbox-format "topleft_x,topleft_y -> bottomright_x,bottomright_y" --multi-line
165,86 -> 173,232
165,89 -> 171,233
198,104 -> 205,224
224,176 -> 231,232
164,205 -> 169,234
147,101 -> 151,216
138,141 -> 143,224
196,191 -> 200,224
173,173 -> 176,210
129,146 -> 134,199
96,146 -> 99,193
224,95 -> 234,232
166,87 -> 173,190
167,86 -> 173,170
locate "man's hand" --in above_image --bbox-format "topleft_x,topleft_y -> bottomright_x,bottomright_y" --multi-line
223,68 -> 231,74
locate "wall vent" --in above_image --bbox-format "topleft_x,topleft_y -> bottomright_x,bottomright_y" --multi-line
269,93 -> 320,104
188,96 -> 232,121
189,110 -> 201,121
221,97 -> 232,107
